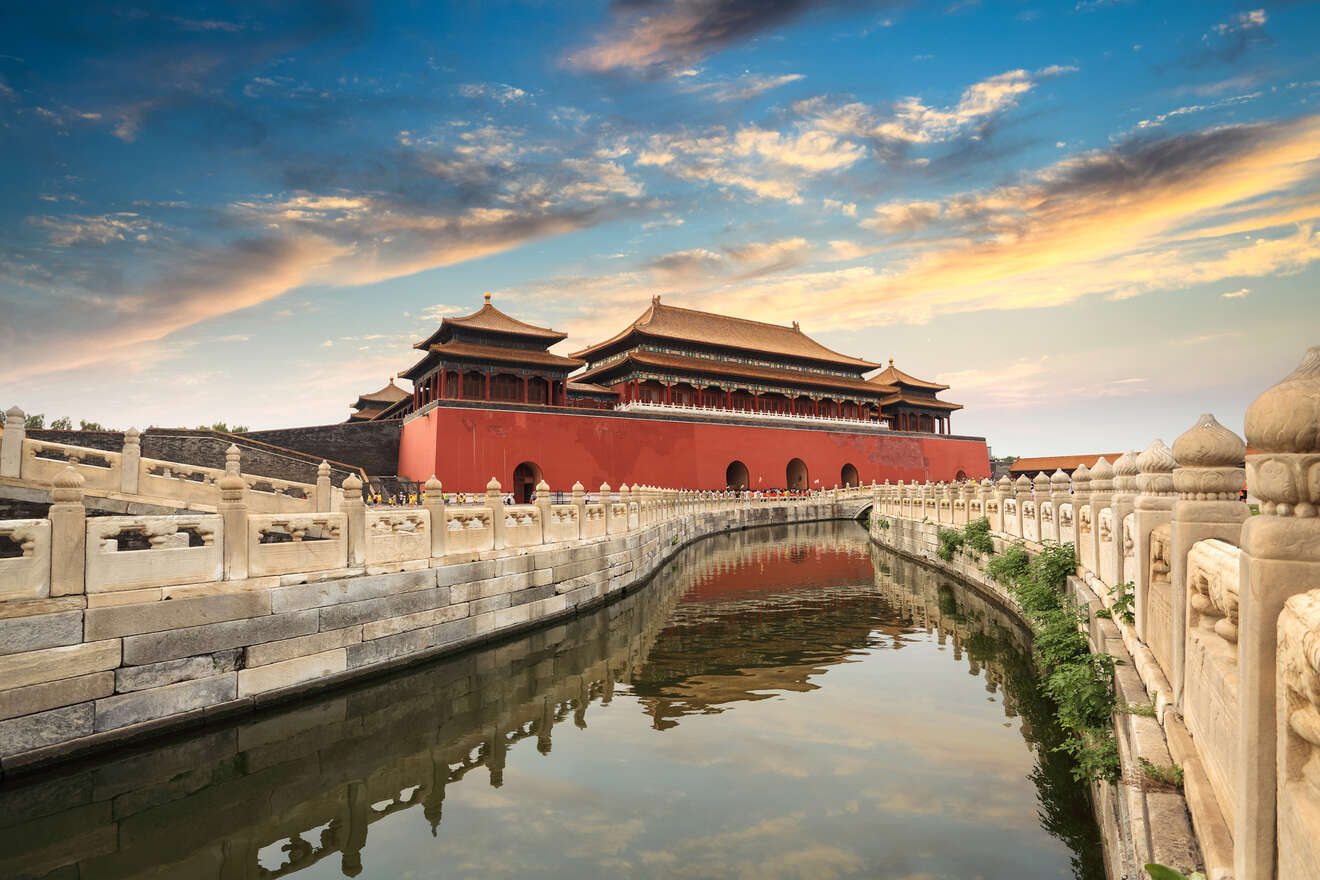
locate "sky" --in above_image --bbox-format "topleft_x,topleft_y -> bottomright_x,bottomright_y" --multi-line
1,0 -> 1318,457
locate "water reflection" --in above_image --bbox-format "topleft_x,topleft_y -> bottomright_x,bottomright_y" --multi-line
0,520 -> 1102,880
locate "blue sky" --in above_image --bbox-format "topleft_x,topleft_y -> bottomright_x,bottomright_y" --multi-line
1,0 -> 1318,456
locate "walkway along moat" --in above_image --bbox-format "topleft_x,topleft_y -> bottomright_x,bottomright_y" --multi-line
0,521 -> 1103,879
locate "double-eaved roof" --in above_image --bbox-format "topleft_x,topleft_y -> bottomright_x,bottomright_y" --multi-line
402,294 -> 582,381
571,296 -> 882,372
349,377 -> 410,421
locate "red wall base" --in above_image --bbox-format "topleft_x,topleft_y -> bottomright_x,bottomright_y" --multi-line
398,405 -> 989,492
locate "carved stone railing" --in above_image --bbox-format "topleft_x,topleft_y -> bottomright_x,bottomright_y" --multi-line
86,515 -> 223,593
1,411 -> 332,514
0,519 -> 50,601
866,345 -> 1320,880
247,513 -> 347,577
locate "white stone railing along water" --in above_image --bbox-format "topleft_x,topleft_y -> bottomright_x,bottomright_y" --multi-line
0,447 -> 873,776
869,345 -> 1320,880
0,408 -> 336,514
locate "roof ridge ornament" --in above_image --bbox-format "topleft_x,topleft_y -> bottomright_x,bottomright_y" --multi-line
484,291 -> 491,304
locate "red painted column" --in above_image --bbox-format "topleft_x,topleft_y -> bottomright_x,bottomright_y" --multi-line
440,370 -> 447,399
484,372 -> 490,400
727,390 -> 732,409
522,376 -> 529,403
697,388 -> 703,407
665,383 -> 672,405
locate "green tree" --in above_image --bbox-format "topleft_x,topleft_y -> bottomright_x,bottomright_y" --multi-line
79,419 -> 106,431
23,413 -> 44,429
49,416 -> 73,430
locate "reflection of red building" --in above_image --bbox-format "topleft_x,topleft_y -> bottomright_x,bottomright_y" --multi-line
390,295 -> 989,496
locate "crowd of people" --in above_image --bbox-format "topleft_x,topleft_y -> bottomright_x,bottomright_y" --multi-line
363,486 -> 833,506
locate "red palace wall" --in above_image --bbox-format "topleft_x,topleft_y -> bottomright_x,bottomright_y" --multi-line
399,404 -> 989,492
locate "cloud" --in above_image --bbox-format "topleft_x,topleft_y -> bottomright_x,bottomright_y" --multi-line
1134,91 -> 1260,131
2,127 -> 654,381
795,65 -> 1070,147
457,82 -> 530,104
636,123 -> 866,203
1220,287 -> 1250,298
564,0 -> 901,75
509,114 -> 1320,351
28,213 -> 159,246
823,198 -> 857,216
676,71 -> 805,103
1176,8 -> 1270,68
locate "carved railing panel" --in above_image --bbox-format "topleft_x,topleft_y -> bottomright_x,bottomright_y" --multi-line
364,510 -> 429,566
1098,509 -> 1116,587
87,515 -> 223,592
1121,513 -> 1135,584
1022,500 -> 1038,542
1146,522 -> 1174,681
247,514 -> 347,577
1040,501 -> 1055,542
1182,538 -> 1243,831
581,504 -> 607,540
0,519 -> 51,600
504,505 -> 541,548
1057,502 -> 1074,546
1078,505 -> 1096,573
21,439 -> 120,492
444,508 -> 494,554
138,458 -> 222,507
544,505 -> 579,543
1277,590 -> 1320,880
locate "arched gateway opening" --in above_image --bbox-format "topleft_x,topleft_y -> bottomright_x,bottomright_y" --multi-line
513,461 -> 542,504
841,463 -> 859,488
786,458 -> 808,492
726,460 -> 749,490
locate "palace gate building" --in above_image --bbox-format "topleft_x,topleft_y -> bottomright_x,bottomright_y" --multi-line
384,295 -> 989,500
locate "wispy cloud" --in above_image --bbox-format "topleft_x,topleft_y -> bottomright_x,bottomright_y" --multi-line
564,0 -> 902,75
675,71 -> 805,103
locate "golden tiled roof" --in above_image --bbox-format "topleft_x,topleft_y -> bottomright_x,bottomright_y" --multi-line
1009,454 -> 1124,474
571,297 -> 881,370
576,350 -> 896,398
414,293 -> 567,349
879,392 -> 963,411
352,378 -> 410,410
401,340 -> 583,380
868,359 -> 949,391
567,380 -> 617,396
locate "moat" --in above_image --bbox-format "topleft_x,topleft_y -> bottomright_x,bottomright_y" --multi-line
0,520 -> 1103,879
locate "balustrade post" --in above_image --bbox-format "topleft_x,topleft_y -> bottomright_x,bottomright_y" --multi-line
976,478 -> 991,526
487,477 -> 506,550
959,480 -> 974,525
1071,464 -> 1092,568
343,474 -> 366,566
1235,347 -> 1320,880
48,466 -> 86,596
535,479 -> 552,543
1108,452 -> 1139,584
1049,469 -> 1070,543
993,476 -> 1011,532
1169,415 -> 1248,708
1013,475 -> 1031,540
1,405 -> 24,478
1132,441 -> 1176,642
218,445 -> 249,580
1032,472 -> 1050,539
121,427 -> 141,495
571,481 -> 586,539
601,482 -> 616,534
315,460 -> 332,512
1088,458 -> 1115,579
619,483 -> 633,530
423,476 -> 446,558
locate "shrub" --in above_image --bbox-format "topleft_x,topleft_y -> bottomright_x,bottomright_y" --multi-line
964,516 -> 995,555
936,527 -> 964,561
987,544 -> 1030,584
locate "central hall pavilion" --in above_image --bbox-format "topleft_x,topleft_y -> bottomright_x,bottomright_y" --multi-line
367,294 -> 962,435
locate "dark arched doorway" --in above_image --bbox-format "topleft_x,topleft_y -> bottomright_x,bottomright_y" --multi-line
513,461 -> 542,504
786,458 -> 808,492
955,470 -> 968,481
726,460 -> 749,490
841,463 -> 859,487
